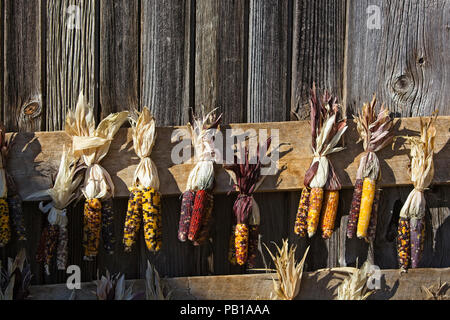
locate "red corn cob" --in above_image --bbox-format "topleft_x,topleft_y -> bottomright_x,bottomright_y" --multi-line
294,187 -> 310,237
410,217 -> 425,269
188,190 -> 209,241
367,189 -> 381,242
36,226 -> 49,263
347,179 -> 363,238
178,191 -> 195,242
194,192 -> 214,246
397,217 -> 410,270
247,224 -> 259,268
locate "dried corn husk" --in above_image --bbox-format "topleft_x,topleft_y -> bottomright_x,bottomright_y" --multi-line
336,261 -> 375,300
264,240 -> 309,300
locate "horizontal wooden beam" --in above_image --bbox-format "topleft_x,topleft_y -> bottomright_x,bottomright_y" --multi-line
7,116 -> 450,201
28,268 -> 450,300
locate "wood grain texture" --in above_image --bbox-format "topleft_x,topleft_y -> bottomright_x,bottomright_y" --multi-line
28,268 -> 450,300
46,0 -> 97,130
4,0 -> 43,132
100,0 -> 139,116
141,0 -> 187,126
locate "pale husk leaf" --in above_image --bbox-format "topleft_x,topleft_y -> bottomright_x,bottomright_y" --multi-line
336,261 -> 375,300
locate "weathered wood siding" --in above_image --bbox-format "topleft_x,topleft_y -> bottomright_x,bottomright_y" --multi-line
0,0 -> 449,285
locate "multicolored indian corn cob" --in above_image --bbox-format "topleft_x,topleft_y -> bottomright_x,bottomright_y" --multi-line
57,226 -> 69,270
45,224 -> 60,274
193,192 -> 214,246
307,188 -> 324,238
320,191 -> 340,239
101,198 -> 116,255
7,194 -> 26,241
397,217 -> 410,270
410,218 -> 425,269
247,224 -> 259,269
294,187 -> 310,237
235,223 -> 249,265
178,191 -> 195,242
347,179 -> 363,238
83,199 -> 102,261
189,190 -> 209,242
142,187 -> 162,252
357,178 -> 376,239
367,189 -> 381,242
228,224 -> 237,265
0,198 -> 11,247
123,188 -> 142,252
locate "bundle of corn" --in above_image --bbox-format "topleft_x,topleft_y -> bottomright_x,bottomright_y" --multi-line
27,150 -> 82,274
224,138 -> 271,266
123,108 -> 161,253
65,93 -> 129,260
336,261 -> 375,300
177,108 -> 222,245
0,249 -> 32,300
0,123 -> 27,246
397,115 -> 436,270
94,271 -> 137,300
346,96 -> 393,241
145,260 -> 171,300
294,85 -> 347,239
264,239 -> 309,300
422,282 -> 449,300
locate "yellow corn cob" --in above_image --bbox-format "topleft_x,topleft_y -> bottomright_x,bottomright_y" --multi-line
320,191 -> 340,239
83,199 -> 102,260
307,188 -> 324,238
123,188 -> 142,252
294,187 -> 310,237
142,187 -> 162,252
357,178 -> 376,239
0,198 -> 10,247
235,223 -> 249,266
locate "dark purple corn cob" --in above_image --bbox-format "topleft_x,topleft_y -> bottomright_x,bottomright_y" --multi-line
367,189 -> 381,242
101,198 -> 115,255
410,217 -> 425,269
397,217 -> 410,270
178,191 -> 195,242
247,224 -> 260,269
347,179 -> 364,238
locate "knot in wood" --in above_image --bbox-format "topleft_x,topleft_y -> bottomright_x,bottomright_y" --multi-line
392,75 -> 413,95
21,101 -> 42,119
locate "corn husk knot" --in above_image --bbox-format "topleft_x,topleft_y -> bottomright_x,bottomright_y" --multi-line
304,85 -> 347,191
185,107 -> 222,192
355,96 -> 394,181
130,107 -> 159,191
65,92 -> 129,200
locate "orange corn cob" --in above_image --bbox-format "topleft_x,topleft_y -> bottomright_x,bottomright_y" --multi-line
307,188 -> 324,238
294,188 -> 310,237
320,191 -> 340,239
357,178 -> 376,239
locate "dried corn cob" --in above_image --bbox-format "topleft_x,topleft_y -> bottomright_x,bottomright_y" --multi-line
321,191 -> 340,239
57,226 -> 69,270
294,187 -> 310,237
235,223 -> 249,266
347,179 -> 363,238
410,217 -> 425,269
193,192 -> 214,246
397,217 -> 410,270
228,224 -> 237,265
123,188 -> 142,252
36,226 -> 49,263
83,199 -> 102,261
367,189 -> 381,242
307,188 -> 324,238
247,224 -> 259,269
178,191 -> 195,242
45,224 -> 60,275
357,178 -> 376,239
0,198 -> 11,247
7,195 -> 26,241
189,190 -> 209,242
142,187 -> 162,252
101,198 -> 116,255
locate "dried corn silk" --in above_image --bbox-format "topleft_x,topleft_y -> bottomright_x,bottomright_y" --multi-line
101,198 -> 116,255
178,191 -> 195,242
247,224 -> 259,268
228,224 -> 237,265
143,188 -> 162,252
347,179 -> 363,238
410,217 -> 425,269
235,223 -> 249,266
194,192 -> 214,246
57,226 -> 69,270
397,217 -> 410,270
0,198 -> 10,247
189,190 -> 209,242
367,189 -> 381,242
294,187 -> 310,237
83,199 -> 102,260
321,191 -> 340,239
124,188 -> 142,252
7,195 -> 26,241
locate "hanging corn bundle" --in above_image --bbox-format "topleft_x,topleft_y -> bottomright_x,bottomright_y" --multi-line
123,107 -> 161,253
224,138 -> 271,266
294,85 -> 347,239
0,123 -> 27,246
177,108 -> 222,244
65,93 -> 129,260
397,115 -> 436,270
346,96 -> 394,241
28,149 -> 82,274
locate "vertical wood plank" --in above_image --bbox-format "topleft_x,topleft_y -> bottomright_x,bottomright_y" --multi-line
141,0 -> 188,126
46,0 -> 97,131
4,0 -> 43,132
289,0 -> 347,270
100,0 -> 139,116
345,0 -> 450,269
